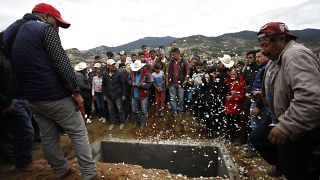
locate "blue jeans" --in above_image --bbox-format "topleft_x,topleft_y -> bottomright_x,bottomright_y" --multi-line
107,97 -> 125,124
94,92 -> 107,118
9,99 -> 34,168
131,97 -> 148,124
250,101 -> 268,130
248,101 -> 268,151
169,84 -> 184,115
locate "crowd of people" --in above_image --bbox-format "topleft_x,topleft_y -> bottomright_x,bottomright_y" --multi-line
0,2 -> 319,180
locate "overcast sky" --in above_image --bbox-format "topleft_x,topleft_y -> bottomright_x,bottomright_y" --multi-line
1,0 -> 319,50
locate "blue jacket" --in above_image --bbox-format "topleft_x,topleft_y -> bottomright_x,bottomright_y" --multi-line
251,63 -> 268,91
4,14 -> 70,101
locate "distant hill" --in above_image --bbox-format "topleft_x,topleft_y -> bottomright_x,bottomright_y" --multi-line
66,29 -> 320,64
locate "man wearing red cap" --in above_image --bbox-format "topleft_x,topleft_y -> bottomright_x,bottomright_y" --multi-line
250,22 -> 320,179
3,3 -> 98,179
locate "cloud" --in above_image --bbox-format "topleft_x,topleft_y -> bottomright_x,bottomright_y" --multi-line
1,0 -> 319,50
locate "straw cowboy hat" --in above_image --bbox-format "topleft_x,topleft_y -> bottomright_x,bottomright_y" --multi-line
130,60 -> 146,71
218,54 -> 234,68
74,62 -> 88,71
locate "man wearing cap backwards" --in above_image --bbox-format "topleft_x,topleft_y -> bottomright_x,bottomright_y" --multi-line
250,22 -> 320,179
3,3 -> 98,179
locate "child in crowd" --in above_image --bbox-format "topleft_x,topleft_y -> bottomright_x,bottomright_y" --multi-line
131,53 -> 137,63
151,63 -> 166,117
191,61 -> 205,122
202,65 -> 227,138
186,56 -> 200,112
92,68 -> 107,123
147,49 -> 157,71
128,60 -> 152,129
119,63 -> 131,121
224,68 -> 245,143
74,62 -> 92,123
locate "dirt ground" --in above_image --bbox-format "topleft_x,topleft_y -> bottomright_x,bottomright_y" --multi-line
0,112 -> 281,180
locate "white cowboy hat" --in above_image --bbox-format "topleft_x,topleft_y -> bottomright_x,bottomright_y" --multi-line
118,50 -> 126,56
74,62 -> 88,71
218,54 -> 234,68
130,60 -> 146,71
107,59 -> 116,65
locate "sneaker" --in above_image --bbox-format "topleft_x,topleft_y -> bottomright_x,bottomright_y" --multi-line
140,123 -> 146,129
133,123 -> 138,128
108,124 -> 115,131
86,118 -> 92,124
119,123 -> 125,130
160,111 -> 164,117
98,117 -> 102,122
100,117 -> 106,123
154,111 -> 159,117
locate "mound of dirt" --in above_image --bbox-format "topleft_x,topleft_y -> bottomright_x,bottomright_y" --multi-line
0,112 -> 275,179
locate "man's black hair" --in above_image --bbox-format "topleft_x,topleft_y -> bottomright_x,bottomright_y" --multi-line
153,62 -> 162,69
106,51 -> 114,58
149,49 -> 156,54
171,47 -> 180,54
138,52 -> 145,56
119,63 -> 126,69
246,50 -> 257,58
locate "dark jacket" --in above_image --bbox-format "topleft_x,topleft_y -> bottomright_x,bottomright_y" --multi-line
243,62 -> 259,93
75,71 -> 91,98
0,50 -> 17,110
202,75 -> 227,114
3,13 -> 70,101
102,69 -> 127,100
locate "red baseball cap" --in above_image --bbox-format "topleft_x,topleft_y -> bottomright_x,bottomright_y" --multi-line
32,3 -> 70,29
257,22 -> 297,39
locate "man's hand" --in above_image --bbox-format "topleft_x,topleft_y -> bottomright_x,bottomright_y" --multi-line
72,93 -> 84,111
268,127 -> 289,145
253,91 -> 262,100
204,73 -> 210,82
122,96 -> 127,101
182,81 -> 187,87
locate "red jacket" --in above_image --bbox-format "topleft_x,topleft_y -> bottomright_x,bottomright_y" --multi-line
128,68 -> 152,99
224,75 -> 245,115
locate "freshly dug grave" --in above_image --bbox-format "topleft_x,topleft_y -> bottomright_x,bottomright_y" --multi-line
0,113 -> 276,179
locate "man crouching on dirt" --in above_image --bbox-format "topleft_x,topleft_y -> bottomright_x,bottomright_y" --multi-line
249,22 -> 320,179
